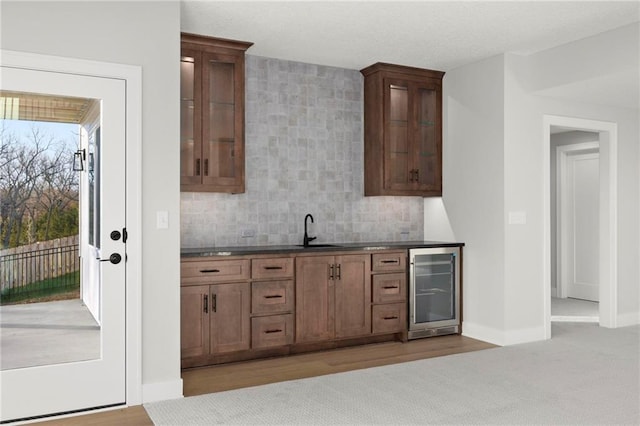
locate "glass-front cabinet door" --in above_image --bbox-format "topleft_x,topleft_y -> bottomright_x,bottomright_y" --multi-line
385,79 -> 410,190
413,83 -> 441,193
383,77 -> 442,194
180,33 -> 252,193
180,49 -> 201,186
202,52 -> 243,189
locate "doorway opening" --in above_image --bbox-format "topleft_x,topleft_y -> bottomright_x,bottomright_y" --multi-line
550,128 -> 599,323
543,115 -> 618,339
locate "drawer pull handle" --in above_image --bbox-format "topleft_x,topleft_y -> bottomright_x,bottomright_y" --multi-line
264,295 -> 283,299
382,286 -> 399,289
264,329 -> 282,334
383,316 -> 399,320
264,266 -> 283,270
380,260 -> 399,264
200,269 -> 220,273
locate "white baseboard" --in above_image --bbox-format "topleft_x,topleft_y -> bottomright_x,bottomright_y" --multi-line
461,321 -> 504,346
142,379 -> 183,403
463,321 -> 547,346
617,311 -> 640,327
503,325 -> 546,345
551,315 -> 599,323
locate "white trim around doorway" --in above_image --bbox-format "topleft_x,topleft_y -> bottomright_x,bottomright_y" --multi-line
1,49 -> 143,407
543,115 -> 618,339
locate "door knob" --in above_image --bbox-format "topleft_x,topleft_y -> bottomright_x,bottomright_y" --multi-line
100,253 -> 122,264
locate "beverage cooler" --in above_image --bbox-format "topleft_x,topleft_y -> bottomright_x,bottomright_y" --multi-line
408,247 -> 460,339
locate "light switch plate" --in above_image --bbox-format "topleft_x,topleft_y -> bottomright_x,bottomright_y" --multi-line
156,211 -> 169,229
508,211 -> 527,225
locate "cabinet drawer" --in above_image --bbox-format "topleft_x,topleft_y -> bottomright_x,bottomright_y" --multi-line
251,314 -> 294,349
251,280 -> 294,315
181,259 -> 250,284
372,303 -> 406,334
252,258 -> 294,279
372,273 -> 407,304
372,252 -> 407,272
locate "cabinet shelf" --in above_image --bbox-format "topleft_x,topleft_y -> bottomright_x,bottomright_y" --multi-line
415,273 -> 451,278
210,101 -> 235,107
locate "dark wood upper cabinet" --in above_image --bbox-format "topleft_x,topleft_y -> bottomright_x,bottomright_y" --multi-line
361,63 -> 444,197
180,33 -> 253,193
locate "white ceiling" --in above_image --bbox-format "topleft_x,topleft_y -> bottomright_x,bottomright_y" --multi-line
181,1 -> 640,108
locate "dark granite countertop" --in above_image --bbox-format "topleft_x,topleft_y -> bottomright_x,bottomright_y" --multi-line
181,240 -> 464,257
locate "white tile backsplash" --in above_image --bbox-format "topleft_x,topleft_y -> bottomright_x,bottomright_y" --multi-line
180,55 -> 424,248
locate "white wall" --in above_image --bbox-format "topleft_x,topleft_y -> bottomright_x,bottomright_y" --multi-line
1,1 -> 182,401
440,23 -> 639,345
441,55 -> 507,343
505,23 -> 639,332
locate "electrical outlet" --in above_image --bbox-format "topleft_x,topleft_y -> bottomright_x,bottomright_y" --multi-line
400,230 -> 410,241
241,228 -> 256,238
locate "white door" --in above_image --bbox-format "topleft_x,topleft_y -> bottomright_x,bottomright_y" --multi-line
565,151 -> 600,301
0,66 -> 126,421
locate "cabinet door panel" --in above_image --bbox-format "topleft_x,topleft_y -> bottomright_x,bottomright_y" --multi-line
335,254 -> 371,338
295,256 -> 335,343
211,282 -> 250,353
384,79 -> 412,191
413,83 -> 441,192
180,49 -> 202,186
201,52 -> 244,190
180,285 -> 209,358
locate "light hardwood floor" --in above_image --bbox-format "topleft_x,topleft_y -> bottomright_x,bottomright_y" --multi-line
35,334 -> 495,425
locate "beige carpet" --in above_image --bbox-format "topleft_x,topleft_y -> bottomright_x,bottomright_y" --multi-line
145,323 -> 640,425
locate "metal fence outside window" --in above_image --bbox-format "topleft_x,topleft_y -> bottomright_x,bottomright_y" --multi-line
0,235 -> 80,304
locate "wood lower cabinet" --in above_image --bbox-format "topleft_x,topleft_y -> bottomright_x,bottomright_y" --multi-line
211,282 -> 251,353
180,281 -> 250,359
180,285 -> 210,358
251,314 -> 294,349
372,303 -> 405,334
295,254 -> 371,343
181,249 -> 423,367
371,252 -> 407,335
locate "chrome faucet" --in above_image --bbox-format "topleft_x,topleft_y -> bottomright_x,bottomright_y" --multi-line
303,214 -> 317,247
